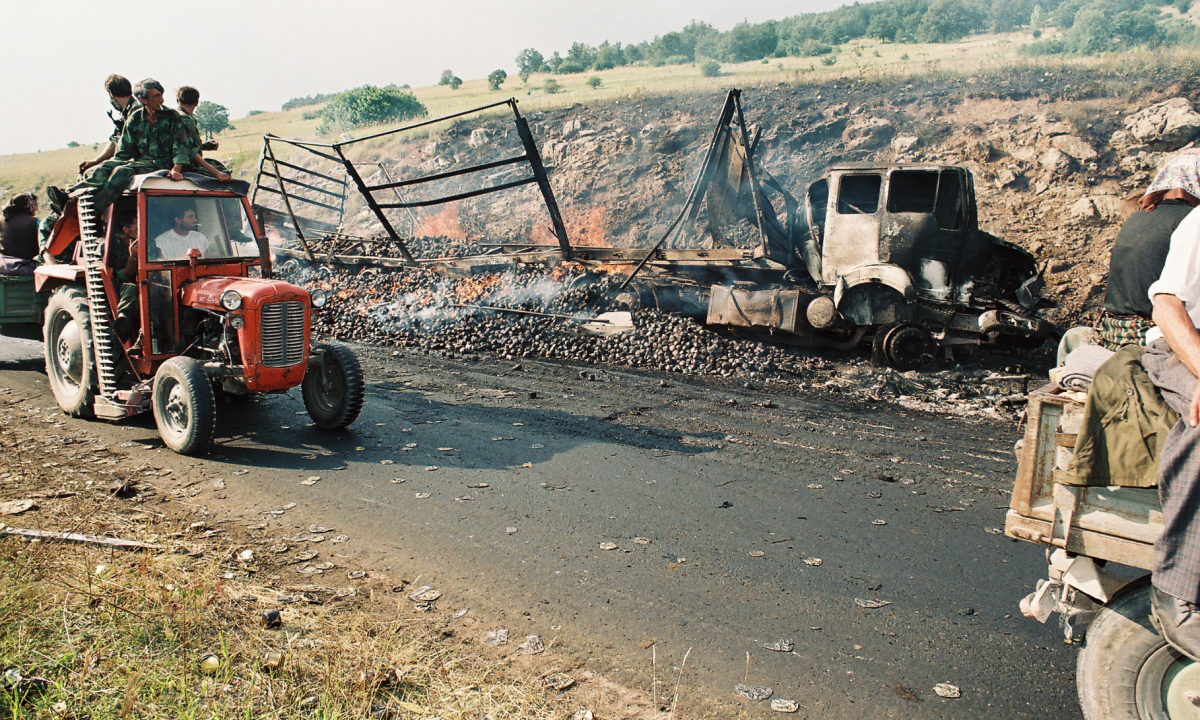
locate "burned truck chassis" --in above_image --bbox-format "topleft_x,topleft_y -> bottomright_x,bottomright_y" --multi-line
252,91 -> 1055,368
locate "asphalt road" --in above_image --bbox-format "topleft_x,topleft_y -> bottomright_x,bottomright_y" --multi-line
0,336 -> 1081,718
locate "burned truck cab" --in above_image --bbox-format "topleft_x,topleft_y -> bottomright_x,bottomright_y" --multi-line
801,163 -> 1051,366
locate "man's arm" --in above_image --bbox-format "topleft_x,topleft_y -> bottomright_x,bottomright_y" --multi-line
191,153 -> 230,182
1153,293 -> 1200,426
80,142 -> 116,175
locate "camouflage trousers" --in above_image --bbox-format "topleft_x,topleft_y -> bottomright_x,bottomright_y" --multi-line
72,158 -> 170,211
115,283 -> 140,339
187,157 -> 229,178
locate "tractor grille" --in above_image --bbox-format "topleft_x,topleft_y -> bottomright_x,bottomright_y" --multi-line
260,301 -> 307,367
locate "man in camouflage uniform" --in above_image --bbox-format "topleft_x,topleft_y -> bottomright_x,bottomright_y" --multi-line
42,75 -> 140,252
109,210 -> 140,342
72,78 -> 189,211
171,86 -> 230,182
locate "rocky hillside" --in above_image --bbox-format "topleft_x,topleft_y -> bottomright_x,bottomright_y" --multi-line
285,63 -> 1200,331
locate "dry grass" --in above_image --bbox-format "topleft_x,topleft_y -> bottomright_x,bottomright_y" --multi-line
3,31 -> 1198,198
0,524 -> 572,719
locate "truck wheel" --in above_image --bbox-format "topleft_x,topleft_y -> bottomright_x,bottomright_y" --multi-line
1078,578 -> 1199,719
43,286 -> 96,418
152,357 -> 216,455
303,343 -> 364,430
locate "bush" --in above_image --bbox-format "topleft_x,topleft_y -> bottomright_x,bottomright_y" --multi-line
448,76 -> 463,90
302,109 -> 321,120
246,110 -> 263,117
700,59 -> 722,77
543,79 -> 562,94
66,141 -> 80,148
798,40 -> 834,56
555,59 -> 589,74
820,55 -> 838,66
586,76 -> 602,89
317,85 -> 428,135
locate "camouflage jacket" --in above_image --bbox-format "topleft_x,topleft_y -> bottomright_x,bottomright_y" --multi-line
108,99 -> 141,147
115,106 -> 191,168
177,112 -> 204,163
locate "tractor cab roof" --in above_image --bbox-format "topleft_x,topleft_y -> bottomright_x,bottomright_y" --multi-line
128,172 -> 251,197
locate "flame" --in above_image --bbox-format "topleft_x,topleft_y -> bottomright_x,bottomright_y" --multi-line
453,274 -> 503,304
416,205 -> 467,240
530,205 -> 610,248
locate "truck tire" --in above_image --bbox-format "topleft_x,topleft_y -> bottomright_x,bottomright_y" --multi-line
1077,578 -> 1198,719
152,357 -> 216,455
303,343 -> 364,431
43,286 -> 97,418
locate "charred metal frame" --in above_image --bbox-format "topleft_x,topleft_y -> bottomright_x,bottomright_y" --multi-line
252,99 -> 571,266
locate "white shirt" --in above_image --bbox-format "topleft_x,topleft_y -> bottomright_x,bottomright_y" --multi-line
1146,205 -> 1200,344
152,228 -> 210,261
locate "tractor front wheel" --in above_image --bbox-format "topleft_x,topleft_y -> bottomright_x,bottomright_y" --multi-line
303,343 -> 365,431
152,357 -> 216,455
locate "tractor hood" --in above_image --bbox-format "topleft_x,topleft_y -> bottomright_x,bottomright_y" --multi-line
180,276 -> 310,312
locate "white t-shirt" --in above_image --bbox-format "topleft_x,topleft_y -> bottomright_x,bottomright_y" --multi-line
152,229 -> 210,261
1146,205 -> 1200,344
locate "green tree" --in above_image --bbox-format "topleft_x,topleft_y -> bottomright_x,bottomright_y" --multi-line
515,48 -> 545,75
1030,4 -> 1045,37
487,69 -> 508,91
194,101 -> 231,138
448,75 -> 463,90
317,85 -> 428,135
586,75 -> 602,89
594,42 -> 623,70
915,0 -> 985,42
438,69 -> 456,86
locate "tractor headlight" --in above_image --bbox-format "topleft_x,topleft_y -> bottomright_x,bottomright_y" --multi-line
311,289 -> 328,308
220,290 -> 242,311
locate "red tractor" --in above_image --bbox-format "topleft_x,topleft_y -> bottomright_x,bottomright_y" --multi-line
35,174 -> 364,454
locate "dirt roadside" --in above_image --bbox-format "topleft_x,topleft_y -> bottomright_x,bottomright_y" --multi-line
0,380 -> 662,720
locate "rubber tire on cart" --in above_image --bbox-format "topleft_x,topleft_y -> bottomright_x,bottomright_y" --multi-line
1077,578 -> 1199,719
303,343 -> 365,431
43,286 -> 97,418
152,357 -> 216,455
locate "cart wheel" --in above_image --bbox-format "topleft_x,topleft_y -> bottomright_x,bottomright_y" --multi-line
303,343 -> 364,430
1078,578 -> 1199,720
152,357 -> 216,455
43,286 -> 97,418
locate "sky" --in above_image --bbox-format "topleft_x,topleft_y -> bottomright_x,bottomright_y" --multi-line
0,0 -> 855,156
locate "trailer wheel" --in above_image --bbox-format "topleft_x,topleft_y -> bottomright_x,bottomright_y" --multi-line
152,357 -> 216,455
43,286 -> 97,418
1078,578 -> 1199,720
303,343 -> 364,430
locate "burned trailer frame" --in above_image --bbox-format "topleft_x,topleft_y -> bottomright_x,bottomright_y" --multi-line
251,99 -> 572,270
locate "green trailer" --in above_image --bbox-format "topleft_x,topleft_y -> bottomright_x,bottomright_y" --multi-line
0,275 -> 45,340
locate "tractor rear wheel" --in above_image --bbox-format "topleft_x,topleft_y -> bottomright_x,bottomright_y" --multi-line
152,357 -> 216,455
43,286 -> 97,418
303,343 -> 365,430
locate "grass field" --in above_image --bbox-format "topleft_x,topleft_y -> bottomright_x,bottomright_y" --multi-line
0,26 -> 1194,196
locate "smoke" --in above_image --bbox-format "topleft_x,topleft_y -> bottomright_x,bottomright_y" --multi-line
361,268 -> 585,334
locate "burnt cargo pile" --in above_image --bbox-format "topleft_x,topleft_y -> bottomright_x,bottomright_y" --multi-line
284,263 -> 1032,417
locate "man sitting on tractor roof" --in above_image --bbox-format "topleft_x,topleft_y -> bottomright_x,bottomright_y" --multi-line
70,78 -> 189,212
169,86 -> 230,183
